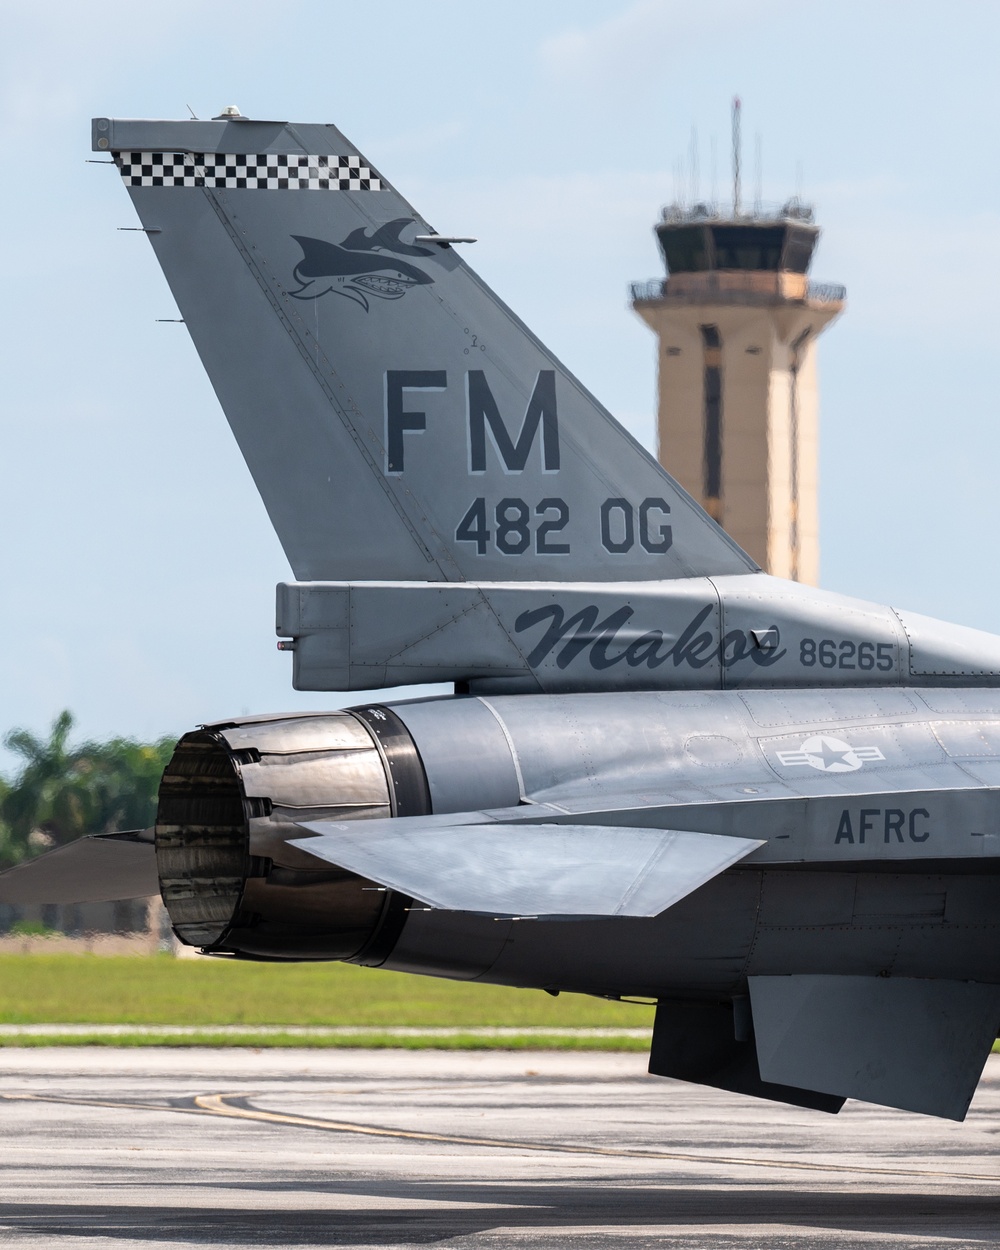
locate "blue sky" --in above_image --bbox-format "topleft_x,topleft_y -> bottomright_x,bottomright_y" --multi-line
2,0 -> 999,758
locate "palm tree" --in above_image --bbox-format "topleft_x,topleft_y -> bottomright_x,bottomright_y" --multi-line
1,711 -> 90,857
0,774 -> 17,867
77,734 -> 177,834
0,712 -> 177,868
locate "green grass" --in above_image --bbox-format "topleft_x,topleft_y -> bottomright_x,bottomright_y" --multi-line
0,1031 -> 650,1051
1,956 -> 997,1055
0,954 -> 653,1031
3,957 -> 997,1058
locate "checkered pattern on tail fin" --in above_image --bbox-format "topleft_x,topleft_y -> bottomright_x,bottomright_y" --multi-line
116,151 -> 382,191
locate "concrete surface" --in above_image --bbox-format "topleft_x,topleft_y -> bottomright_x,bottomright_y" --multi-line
0,1047 -> 998,1248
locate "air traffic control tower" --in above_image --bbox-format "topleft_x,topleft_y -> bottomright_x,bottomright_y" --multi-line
631,166 -> 845,584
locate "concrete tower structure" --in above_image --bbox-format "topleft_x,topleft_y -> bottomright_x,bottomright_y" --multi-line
631,199 -> 844,584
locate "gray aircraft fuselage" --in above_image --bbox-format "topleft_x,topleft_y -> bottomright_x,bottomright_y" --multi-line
374,684 -> 1000,996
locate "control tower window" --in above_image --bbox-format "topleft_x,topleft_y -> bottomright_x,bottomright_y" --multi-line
711,225 -> 785,271
781,227 -> 817,274
659,226 -> 711,274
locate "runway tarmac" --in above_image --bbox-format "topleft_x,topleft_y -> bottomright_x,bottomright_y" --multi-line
0,1047 -> 998,1249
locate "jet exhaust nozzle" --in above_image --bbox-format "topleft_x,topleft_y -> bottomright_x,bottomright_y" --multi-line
154,709 -> 429,960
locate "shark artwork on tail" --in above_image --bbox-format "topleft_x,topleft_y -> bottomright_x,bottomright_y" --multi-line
289,218 -> 435,311
5,108 -> 1000,1124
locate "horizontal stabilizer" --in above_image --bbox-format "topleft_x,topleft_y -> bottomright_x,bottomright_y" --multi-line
293,821 -> 762,918
0,831 -> 157,904
749,974 -> 1000,1121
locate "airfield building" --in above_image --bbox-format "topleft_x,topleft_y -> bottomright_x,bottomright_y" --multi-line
631,200 -> 844,585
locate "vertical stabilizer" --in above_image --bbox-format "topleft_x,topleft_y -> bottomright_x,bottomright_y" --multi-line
95,115 -> 756,585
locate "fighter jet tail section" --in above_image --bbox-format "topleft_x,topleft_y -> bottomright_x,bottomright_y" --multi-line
95,115 -> 755,586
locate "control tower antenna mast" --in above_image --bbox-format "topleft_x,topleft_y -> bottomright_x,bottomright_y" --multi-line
732,95 -> 742,215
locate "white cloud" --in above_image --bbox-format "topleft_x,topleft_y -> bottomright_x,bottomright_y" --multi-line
540,0 -> 676,79
538,0 -> 775,83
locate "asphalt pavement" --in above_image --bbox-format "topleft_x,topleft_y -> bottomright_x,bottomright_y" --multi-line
0,1047 -> 998,1248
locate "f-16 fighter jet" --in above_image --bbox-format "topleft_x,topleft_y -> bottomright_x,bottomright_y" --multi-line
5,110 -> 1000,1122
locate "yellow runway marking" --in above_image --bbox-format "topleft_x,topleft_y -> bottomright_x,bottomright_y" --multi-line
4,1091 -> 998,1185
